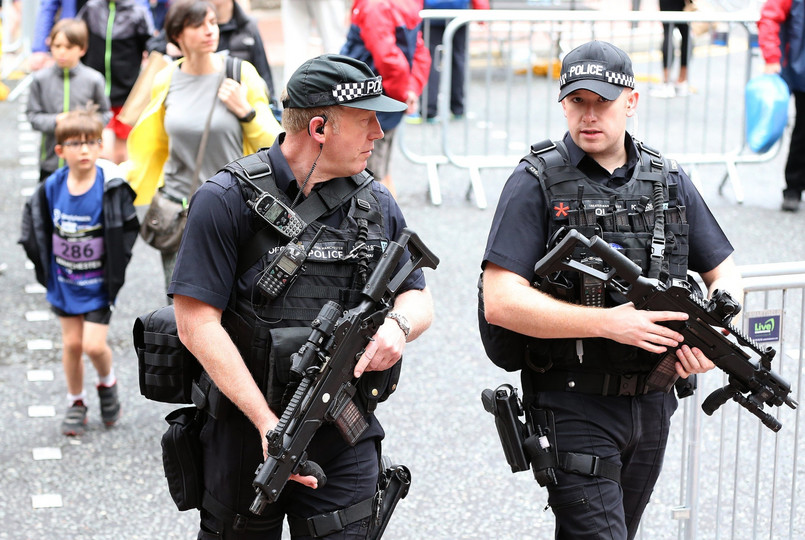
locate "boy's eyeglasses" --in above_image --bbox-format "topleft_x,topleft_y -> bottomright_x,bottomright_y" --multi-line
60,139 -> 103,148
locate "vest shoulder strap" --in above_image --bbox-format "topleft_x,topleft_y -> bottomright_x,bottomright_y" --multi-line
521,139 -> 570,194
634,140 -> 679,185
228,155 -> 376,277
224,152 -> 276,196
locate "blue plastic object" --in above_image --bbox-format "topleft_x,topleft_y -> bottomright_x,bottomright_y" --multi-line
745,73 -> 790,153
424,0 -> 470,8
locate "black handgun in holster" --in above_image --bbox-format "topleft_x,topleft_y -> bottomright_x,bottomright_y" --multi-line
481,384 -> 558,487
369,457 -> 412,540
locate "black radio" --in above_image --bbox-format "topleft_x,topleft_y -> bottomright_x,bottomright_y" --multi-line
248,192 -> 306,239
579,256 -> 605,307
256,227 -> 326,300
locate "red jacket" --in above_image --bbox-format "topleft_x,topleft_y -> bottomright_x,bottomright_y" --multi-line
758,0 -> 805,90
758,0 -> 793,65
346,0 -> 432,102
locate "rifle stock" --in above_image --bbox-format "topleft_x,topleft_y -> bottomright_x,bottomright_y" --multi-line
250,228 -> 439,514
534,229 -> 798,432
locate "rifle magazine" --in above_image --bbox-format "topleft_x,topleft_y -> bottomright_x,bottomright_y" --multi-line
334,396 -> 368,446
645,352 -> 679,393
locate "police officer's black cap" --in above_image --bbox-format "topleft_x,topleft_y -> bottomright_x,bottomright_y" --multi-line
558,41 -> 635,102
282,54 -> 407,113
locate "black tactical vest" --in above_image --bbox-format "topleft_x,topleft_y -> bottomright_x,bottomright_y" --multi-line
522,139 -> 690,375
220,155 -> 389,413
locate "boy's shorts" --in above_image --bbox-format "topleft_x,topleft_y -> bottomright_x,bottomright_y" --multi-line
107,106 -> 133,140
51,305 -> 112,325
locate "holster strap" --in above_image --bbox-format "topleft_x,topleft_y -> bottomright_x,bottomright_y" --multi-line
287,495 -> 375,538
528,370 -> 651,397
559,452 -> 621,483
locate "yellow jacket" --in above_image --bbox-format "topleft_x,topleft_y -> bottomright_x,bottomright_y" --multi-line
125,56 -> 281,206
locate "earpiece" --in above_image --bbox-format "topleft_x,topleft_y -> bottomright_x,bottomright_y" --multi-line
308,115 -> 328,136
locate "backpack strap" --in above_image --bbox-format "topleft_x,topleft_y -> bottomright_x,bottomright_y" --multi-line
225,55 -> 242,83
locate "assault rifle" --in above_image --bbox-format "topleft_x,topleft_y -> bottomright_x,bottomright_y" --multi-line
250,228 -> 438,517
533,229 -> 798,432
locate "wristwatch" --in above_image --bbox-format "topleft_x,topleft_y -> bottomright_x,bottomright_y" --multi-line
238,108 -> 256,123
386,312 -> 411,338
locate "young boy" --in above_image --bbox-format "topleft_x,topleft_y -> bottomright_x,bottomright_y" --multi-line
26,18 -> 112,183
19,109 -> 139,436
78,0 -> 154,164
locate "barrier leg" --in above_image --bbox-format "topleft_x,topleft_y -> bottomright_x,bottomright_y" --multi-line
718,161 -> 745,204
427,160 -> 442,206
468,166 -> 487,210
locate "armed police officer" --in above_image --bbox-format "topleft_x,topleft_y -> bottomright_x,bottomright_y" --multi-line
481,41 -> 742,539
171,53 -> 433,539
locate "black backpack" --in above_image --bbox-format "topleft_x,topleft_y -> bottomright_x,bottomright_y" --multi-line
477,274 -> 530,372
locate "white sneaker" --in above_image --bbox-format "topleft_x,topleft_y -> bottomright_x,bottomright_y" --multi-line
650,83 -> 676,98
675,83 -> 690,97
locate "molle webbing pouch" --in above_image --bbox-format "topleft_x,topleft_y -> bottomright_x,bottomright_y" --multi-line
134,305 -> 201,404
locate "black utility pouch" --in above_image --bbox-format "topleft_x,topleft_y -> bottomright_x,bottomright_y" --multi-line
161,407 -> 205,511
134,305 -> 201,404
357,361 -> 402,414
268,326 -> 312,413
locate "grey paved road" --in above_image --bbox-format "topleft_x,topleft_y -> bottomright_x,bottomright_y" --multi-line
1,48 -> 804,539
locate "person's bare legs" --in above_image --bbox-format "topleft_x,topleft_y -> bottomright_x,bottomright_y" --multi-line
59,316 -> 88,435
60,316 -> 85,396
83,321 -> 112,379
678,65 -> 688,85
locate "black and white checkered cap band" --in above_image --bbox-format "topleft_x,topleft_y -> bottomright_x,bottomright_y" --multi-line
606,71 -> 634,88
332,76 -> 384,103
559,62 -> 634,89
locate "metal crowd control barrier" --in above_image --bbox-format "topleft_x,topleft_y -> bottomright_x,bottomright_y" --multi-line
1,0 -> 37,100
402,8 -> 775,208
635,263 -> 805,540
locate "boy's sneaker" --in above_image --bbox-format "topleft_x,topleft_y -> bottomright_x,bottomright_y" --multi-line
97,383 -> 121,427
62,400 -> 88,436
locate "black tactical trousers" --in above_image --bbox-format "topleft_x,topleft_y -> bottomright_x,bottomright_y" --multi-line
425,22 -> 468,119
785,91 -> 805,199
533,390 -> 678,540
197,419 -> 379,540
